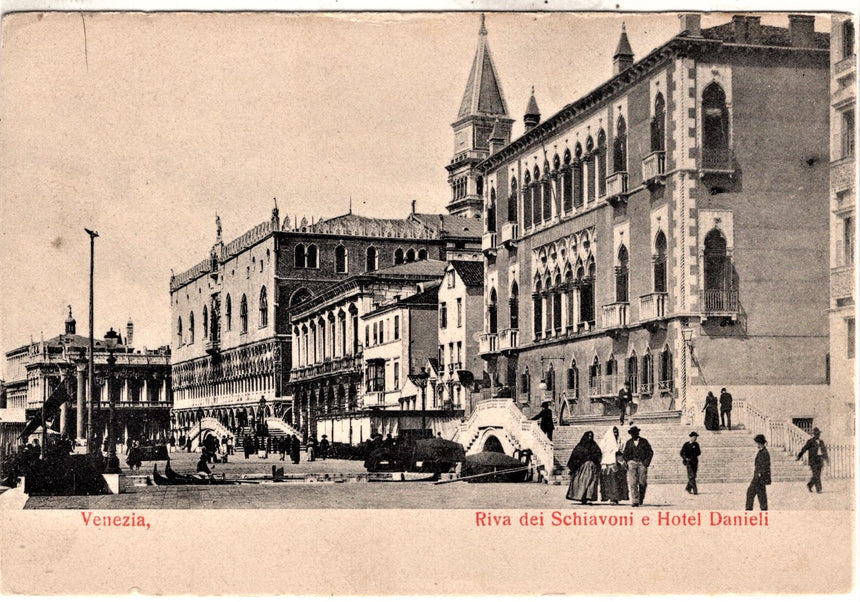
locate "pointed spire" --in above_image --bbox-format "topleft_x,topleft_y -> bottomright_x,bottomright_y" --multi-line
613,23 -> 635,74
524,85 -> 541,131
457,13 -> 508,119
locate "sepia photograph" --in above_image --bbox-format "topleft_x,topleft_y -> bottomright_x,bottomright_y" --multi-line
0,2 -> 856,595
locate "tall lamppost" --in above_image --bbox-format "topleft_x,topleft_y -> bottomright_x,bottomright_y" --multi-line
84,228 -> 98,454
104,327 -> 121,473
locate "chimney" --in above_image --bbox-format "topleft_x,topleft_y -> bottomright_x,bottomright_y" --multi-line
488,118 -> 507,154
732,16 -> 747,43
126,318 -> 134,349
411,199 -> 416,215
746,16 -> 762,43
523,87 -> 541,132
788,14 -> 815,48
678,13 -> 702,37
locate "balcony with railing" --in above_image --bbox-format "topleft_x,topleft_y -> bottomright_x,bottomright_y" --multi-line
482,232 -> 498,256
700,147 -> 734,173
588,375 -> 622,398
479,333 -> 499,355
501,222 -> 519,247
699,289 -> 739,318
601,302 -> 629,329
831,264 -> 855,301
639,292 -> 668,323
205,335 -> 220,355
642,151 -> 666,185
605,172 -> 628,204
831,156 -> 856,197
500,328 -> 519,350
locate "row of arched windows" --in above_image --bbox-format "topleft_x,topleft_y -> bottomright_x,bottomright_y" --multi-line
294,244 -> 430,274
177,287 -> 267,345
532,259 -> 596,340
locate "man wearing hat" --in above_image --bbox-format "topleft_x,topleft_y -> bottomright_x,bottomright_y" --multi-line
680,432 -> 701,494
796,427 -> 829,493
622,426 -> 654,507
531,401 -> 555,441
745,434 -> 771,511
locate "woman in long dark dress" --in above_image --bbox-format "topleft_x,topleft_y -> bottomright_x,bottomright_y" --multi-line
703,392 -> 720,431
565,431 -> 602,504
290,434 -> 301,464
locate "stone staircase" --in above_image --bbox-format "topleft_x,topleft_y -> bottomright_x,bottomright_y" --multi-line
266,417 -> 302,439
552,420 -> 810,484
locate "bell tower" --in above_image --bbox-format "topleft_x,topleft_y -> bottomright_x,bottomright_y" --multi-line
446,14 -> 514,219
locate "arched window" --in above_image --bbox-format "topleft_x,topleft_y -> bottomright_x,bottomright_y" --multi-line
225,295 -> 232,331
202,305 -> 208,339
616,245 -> 629,303
394,248 -> 404,265
626,352 -> 638,394
509,280 -> 519,329
567,359 -> 579,396
487,188 -> 497,232
240,294 -> 248,333
417,248 -> 428,260
488,288 -> 498,334
366,246 -> 378,271
189,312 -> 195,344
562,150 -> 572,213
523,171 -> 533,229
586,136 -> 596,202
520,367 -> 531,399
605,354 -> 618,391
597,129 -> 607,197
704,228 -> 730,291
259,287 -> 268,327
654,231 -> 667,293
533,280 -> 543,340
659,346 -> 674,391
294,244 -> 306,268
589,356 -> 601,395
702,83 -> 729,167
508,177 -> 518,223
476,175 -> 483,197
552,274 -> 562,332
405,248 -> 416,263
641,350 -> 653,395
573,143 -> 584,208
335,245 -> 348,274
544,364 -> 554,391
580,259 -> 595,324
177,316 -> 183,345
613,116 -> 627,173
542,172 -> 552,222
306,244 -> 318,269
532,166 -> 542,225
651,93 -> 666,152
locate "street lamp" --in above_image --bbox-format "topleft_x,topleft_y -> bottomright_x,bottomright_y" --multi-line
85,227 -> 98,454
104,327 -> 121,473
681,327 -> 694,350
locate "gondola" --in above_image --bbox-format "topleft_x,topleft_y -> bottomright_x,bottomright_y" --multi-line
152,463 -> 171,485
159,459 -> 234,485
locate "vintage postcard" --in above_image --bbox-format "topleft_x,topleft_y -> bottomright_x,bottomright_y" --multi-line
0,3 -> 856,596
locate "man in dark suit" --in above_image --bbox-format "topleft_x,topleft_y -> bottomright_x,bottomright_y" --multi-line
719,388 -> 733,430
745,434 -> 771,511
796,427 -> 829,493
617,383 -> 633,425
622,426 -> 654,507
531,401 -> 554,441
680,431 -> 701,494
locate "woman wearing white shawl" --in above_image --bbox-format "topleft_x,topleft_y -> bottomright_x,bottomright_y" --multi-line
598,425 -> 629,504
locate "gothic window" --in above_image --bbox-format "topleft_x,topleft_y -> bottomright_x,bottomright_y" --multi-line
240,294 -> 248,333
306,244 -> 318,269
589,356 -> 601,393
488,288 -> 498,334
225,295 -> 232,331
626,352 -> 638,394
654,231 -> 667,293
259,286 -> 268,327
703,229 -> 730,292
520,367 -> 531,398
842,109 -> 855,159
508,177 -> 518,223
532,166 -> 542,225
335,245 -> 348,274
579,260 -> 595,324
542,174 -> 552,221
509,280 -> 519,329
659,346 -> 674,391
651,93 -> 666,152
562,150 -> 572,213
394,249 -> 405,265
586,136 -> 596,202
605,354 -> 618,387
552,274 -> 562,332
567,359 -> 579,395
177,316 -> 183,345
203,305 -> 208,339
294,244 -> 306,268
523,171 -> 533,229
613,116 -> 627,173
366,246 -> 378,271
405,248 -> 416,263
487,187 -> 497,232
573,143 -> 584,208
476,175 -> 483,196
641,350 -> 653,394
417,248 -> 428,260
702,83 -> 730,167
533,281 -> 543,340
616,244 -> 629,303
844,20 -> 855,60
544,364 -> 554,391
597,129 -> 607,197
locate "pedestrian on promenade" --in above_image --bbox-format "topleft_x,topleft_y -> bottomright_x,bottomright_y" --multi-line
565,431 -> 601,505
243,434 -> 251,459
796,427 -> 829,493
126,440 -> 142,472
598,425 -> 628,504
622,426 -> 653,507
719,388 -> 733,430
168,434 -> 176,453
531,401 -> 554,441
227,435 -> 234,456
745,434 -> 771,511
617,382 -> 633,425
703,392 -> 720,431
290,434 -> 301,465
319,434 -> 330,460
680,432 -> 701,495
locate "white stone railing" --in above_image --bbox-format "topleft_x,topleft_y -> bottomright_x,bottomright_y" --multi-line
186,417 -> 232,450
266,416 -> 301,438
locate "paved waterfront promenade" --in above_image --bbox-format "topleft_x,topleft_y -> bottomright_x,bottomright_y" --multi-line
4,450 -> 853,510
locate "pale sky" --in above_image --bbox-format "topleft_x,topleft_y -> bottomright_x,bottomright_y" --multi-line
0,10 -> 833,371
